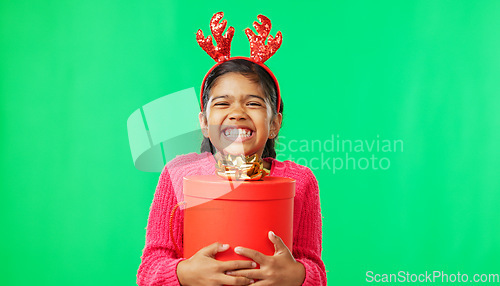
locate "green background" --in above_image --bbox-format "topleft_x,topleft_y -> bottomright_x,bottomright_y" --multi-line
1,0 -> 499,285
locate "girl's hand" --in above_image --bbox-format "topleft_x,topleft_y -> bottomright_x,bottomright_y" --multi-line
226,231 -> 306,286
177,242 -> 257,286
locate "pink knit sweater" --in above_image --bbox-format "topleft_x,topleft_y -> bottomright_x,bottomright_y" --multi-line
137,152 -> 326,285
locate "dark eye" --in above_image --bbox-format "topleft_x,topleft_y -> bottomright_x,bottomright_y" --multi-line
214,102 -> 229,106
248,102 -> 262,106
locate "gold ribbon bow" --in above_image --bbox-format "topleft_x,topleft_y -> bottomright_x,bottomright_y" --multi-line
214,153 -> 269,181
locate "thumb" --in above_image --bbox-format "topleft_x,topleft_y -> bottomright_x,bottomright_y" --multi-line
269,231 -> 288,255
199,242 -> 230,258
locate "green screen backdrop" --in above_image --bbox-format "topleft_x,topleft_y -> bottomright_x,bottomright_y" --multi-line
1,0 -> 499,285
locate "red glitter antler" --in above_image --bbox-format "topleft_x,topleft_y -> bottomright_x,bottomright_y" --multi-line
245,15 -> 282,63
196,12 -> 235,62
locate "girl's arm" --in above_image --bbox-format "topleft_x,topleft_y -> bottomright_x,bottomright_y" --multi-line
225,167 -> 327,285
136,167 -> 185,286
137,161 -> 255,286
293,168 -> 327,286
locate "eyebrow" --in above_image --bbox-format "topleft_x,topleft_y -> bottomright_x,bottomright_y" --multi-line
248,94 -> 266,102
211,95 -> 228,101
211,94 -> 266,102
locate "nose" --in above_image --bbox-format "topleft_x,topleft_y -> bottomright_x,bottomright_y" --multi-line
228,104 -> 247,120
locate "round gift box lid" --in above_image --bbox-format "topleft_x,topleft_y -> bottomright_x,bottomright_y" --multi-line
183,175 -> 295,201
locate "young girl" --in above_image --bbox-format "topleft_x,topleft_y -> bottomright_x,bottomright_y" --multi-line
137,13 -> 326,286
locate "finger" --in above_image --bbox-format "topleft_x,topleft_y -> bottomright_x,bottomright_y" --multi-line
269,231 -> 289,255
219,273 -> 255,285
226,269 -> 265,280
220,260 -> 257,272
234,246 -> 267,264
199,242 -> 229,257
248,280 -> 267,286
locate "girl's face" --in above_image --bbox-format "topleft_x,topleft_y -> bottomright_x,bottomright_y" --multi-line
199,72 -> 282,157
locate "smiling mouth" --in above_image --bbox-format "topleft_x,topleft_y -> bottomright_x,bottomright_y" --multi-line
222,128 -> 254,142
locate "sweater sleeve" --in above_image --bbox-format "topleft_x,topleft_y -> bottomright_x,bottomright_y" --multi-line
293,168 -> 327,286
137,165 -> 185,286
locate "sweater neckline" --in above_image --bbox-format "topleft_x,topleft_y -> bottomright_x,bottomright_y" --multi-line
263,157 -> 276,176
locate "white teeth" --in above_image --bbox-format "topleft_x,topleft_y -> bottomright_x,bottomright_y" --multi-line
223,128 -> 253,138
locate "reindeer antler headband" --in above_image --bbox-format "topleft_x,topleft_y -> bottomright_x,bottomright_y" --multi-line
197,12 -> 282,113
